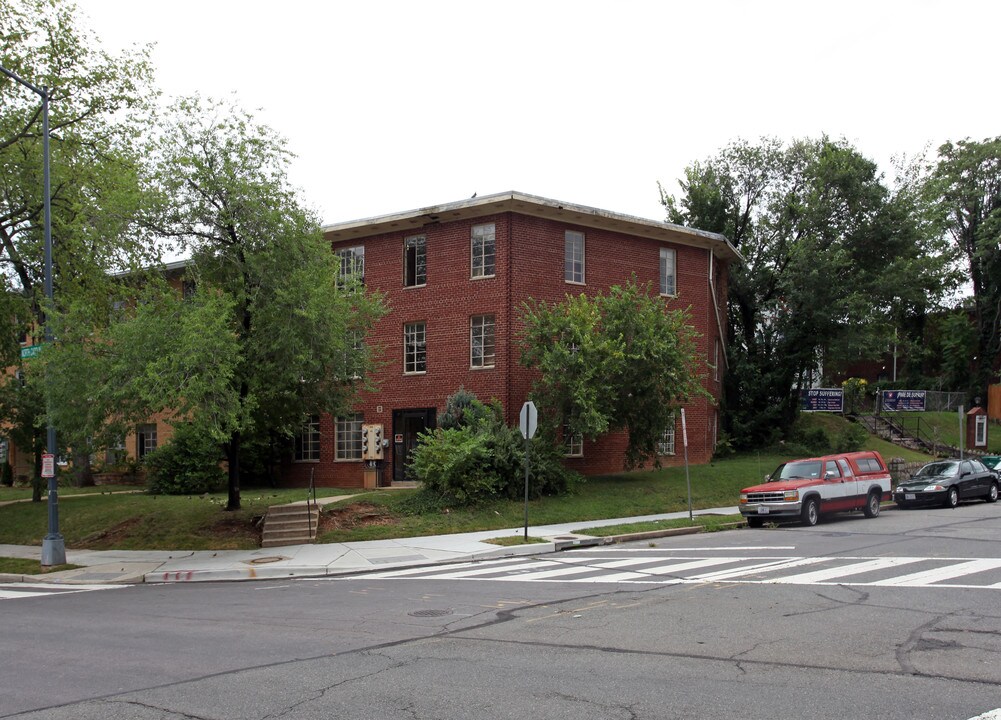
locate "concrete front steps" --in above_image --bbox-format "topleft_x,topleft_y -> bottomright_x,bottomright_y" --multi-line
261,502 -> 320,548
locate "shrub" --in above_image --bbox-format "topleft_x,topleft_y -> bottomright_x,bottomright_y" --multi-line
410,391 -> 581,507
835,422 -> 869,453
145,422 -> 226,495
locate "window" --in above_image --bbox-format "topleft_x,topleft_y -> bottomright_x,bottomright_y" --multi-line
335,414 -> 363,460
564,423 -> 583,457
335,246 -> 365,289
404,235 -> 426,287
564,230 -> 585,284
404,322 -> 427,374
182,279 -> 197,300
470,315 -> 496,369
293,415 -> 321,461
660,247 -> 677,296
105,435 -> 126,466
342,330 -> 364,380
136,424 -> 157,460
657,416 -> 676,456
471,223 -> 495,278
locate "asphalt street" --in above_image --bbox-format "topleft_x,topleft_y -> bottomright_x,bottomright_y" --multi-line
2,502 -> 1000,720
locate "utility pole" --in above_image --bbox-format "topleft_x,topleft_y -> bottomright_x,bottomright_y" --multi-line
1,65 -> 66,566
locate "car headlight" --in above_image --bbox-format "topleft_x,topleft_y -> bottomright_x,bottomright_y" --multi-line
739,493 -> 748,503
924,484 -> 945,492
783,490 -> 799,501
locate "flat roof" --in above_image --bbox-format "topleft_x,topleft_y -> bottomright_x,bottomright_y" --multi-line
322,191 -> 742,263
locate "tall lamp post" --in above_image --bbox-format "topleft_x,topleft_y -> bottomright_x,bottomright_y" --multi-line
1,65 -> 66,566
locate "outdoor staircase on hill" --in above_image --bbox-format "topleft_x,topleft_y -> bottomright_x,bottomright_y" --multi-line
855,414 -> 956,455
261,502 -> 319,548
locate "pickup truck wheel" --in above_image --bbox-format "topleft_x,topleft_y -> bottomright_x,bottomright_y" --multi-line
863,491 -> 881,518
945,487 -> 959,509
746,516 -> 764,528
801,497 -> 819,527
986,482 -> 998,504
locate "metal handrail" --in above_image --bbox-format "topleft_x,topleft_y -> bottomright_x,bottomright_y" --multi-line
307,468 -> 317,539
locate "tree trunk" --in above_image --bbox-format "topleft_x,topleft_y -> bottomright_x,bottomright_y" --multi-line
72,450 -> 94,487
226,430 -> 241,511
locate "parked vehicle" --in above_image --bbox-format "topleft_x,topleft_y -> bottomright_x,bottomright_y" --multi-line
739,451 -> 892,528
893,458 -> 999,509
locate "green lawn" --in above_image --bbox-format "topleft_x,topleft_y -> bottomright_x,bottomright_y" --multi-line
0,415 -> 938,551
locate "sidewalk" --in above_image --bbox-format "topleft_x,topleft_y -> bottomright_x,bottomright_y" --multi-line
0,506 -> 741,586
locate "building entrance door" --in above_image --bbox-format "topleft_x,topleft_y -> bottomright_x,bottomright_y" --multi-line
392,408 -> 436,484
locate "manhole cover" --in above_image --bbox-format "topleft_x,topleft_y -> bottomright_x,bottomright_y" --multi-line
246,556 -> 287,565
408,608 -> 453,617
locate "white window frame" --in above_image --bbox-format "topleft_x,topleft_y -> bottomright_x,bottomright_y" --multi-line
564,230 -> 585,284
657,415 -> 676,456
470,314 -> 496,369
404,322 -> 427,374
335,246 -> 365,289
471,223 -> 496,279
975,415 -> 988,447
564,423 -> 583,458
335,414 -> 364,461
294,415 -> 321,462
404,235 -> 426,287
660,247 -> 677,296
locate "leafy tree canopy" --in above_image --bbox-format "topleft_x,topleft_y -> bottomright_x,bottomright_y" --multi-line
519,279 -> 704,469
662,137 -> 956,448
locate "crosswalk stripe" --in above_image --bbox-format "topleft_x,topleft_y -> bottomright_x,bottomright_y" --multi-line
565,557 -> 740,583
687,557 -> 825,581
492,557 -> 660,581
869,558 -> 1001,587
0,583 -> 121,600
772,557 -> 926,584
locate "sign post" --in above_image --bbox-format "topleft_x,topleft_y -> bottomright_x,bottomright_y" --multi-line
519,401 -> 538,540
681,409 -> 692,521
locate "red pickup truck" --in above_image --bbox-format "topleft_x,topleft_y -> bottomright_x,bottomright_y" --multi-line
739,451 -> 892,527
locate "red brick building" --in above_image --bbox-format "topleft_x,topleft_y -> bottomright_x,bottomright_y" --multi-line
278,192 -> 738,489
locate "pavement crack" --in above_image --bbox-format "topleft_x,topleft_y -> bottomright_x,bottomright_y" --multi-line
105,698 -> 216,719
896,612 -> 954,675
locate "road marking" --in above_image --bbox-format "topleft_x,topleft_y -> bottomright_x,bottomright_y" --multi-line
0,583 -> 122,601
774,557 -> 926,584
356,554 -> 1001,590
869,558 -> 1001,586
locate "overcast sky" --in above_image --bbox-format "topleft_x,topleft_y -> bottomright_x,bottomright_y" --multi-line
78,0 -> 999,227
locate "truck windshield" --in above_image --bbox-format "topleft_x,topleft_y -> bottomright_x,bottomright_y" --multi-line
773,461 -> 823,480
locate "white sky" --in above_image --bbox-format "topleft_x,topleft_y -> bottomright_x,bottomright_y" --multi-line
77,0 -> 1000,227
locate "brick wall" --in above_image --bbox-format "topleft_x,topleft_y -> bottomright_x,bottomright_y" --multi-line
279,210 -> 727,488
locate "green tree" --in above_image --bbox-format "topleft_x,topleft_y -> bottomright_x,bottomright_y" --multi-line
663,137 -> 953,447
519,279 -> 703,469
114,96 -> 385,510
926,137 -> 1001,397
1,0 -> 160,476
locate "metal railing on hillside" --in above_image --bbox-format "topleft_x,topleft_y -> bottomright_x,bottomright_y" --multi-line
307,468 -> 317,540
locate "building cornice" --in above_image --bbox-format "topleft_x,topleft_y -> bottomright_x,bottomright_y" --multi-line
322,191 -> 742,263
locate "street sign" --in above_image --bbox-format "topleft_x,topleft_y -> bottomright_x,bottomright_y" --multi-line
20,344 -> 42,359
41,453 -> 55,478
680,408 -> 689,448
519,401 -> 538,439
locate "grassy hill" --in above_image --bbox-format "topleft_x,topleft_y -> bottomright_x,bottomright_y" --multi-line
0,413 -> 935,551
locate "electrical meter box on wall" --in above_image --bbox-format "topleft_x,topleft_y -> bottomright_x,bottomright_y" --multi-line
361,423 -> 385,461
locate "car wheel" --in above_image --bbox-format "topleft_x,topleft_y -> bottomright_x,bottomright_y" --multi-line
801,497 -> 819,527
986,482 -> 999,504
863,491 -> 881,518
945,487 -> 959,509
746,516 -> 764,528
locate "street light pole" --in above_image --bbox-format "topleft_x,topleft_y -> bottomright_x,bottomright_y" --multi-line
1,65 -> 66,566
